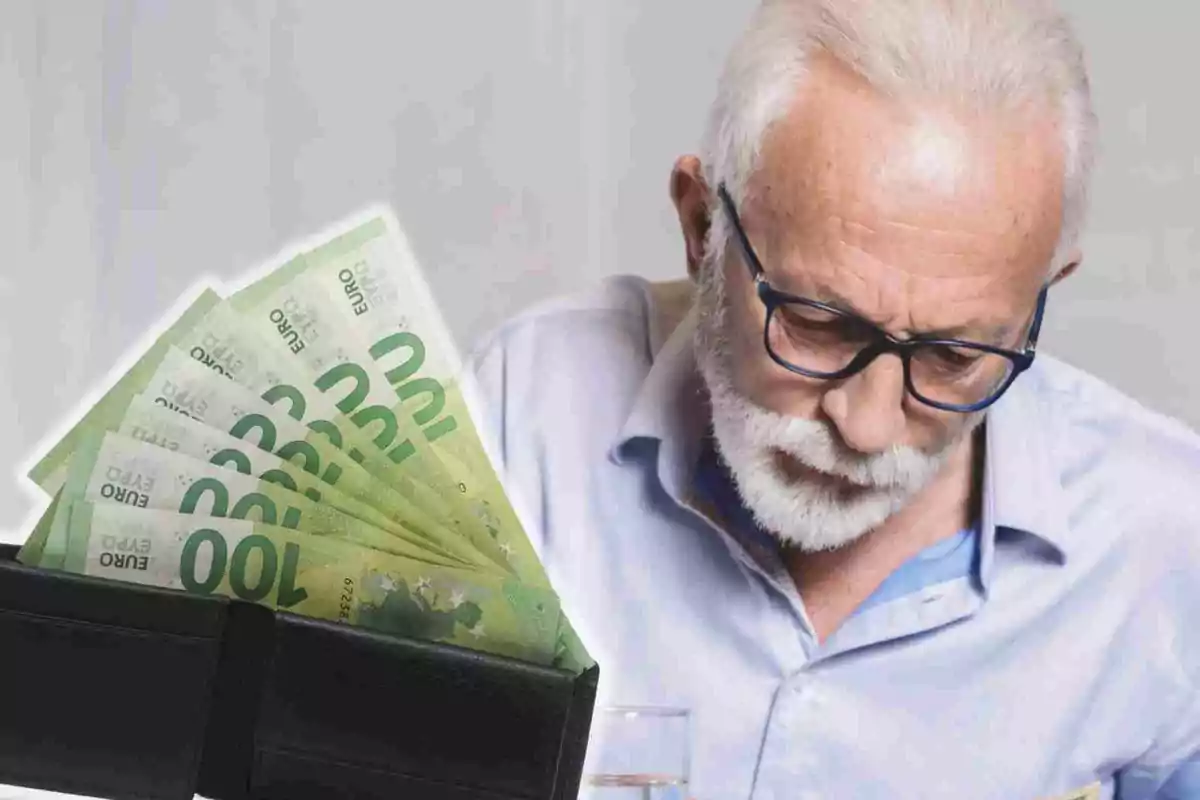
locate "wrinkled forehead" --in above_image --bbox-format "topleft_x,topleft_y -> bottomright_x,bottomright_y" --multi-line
741,58 -> 1067,290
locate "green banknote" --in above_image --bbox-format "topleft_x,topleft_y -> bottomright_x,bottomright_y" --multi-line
229,218 -> 547,586
171,299 -> 302,392
26,288 -> 394,521
56,499 -> 561,665
141,343 -> 367,463
51,431 -> 474,570
27,287 -> 224,495
166,300 -> 369,448
113,395 -> 498,571
25,290 -> 373,501
132,345 -> 515,574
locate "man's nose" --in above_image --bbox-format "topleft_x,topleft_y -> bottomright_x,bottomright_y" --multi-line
820,354 -> 908,454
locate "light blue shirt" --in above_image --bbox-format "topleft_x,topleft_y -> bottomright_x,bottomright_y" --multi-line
466,275 -> 1200,800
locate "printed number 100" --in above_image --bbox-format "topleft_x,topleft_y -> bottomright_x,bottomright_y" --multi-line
180,529 -> 309,607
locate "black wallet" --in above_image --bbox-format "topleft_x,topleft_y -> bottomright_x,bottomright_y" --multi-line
0,544 -> 598,800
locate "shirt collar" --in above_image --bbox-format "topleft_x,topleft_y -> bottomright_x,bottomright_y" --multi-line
609,295 -> 709,504
979,361 -> 1072,564
610,287 -> 1073,563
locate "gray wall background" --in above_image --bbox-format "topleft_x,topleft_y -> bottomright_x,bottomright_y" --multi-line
1,0 -> 1198,558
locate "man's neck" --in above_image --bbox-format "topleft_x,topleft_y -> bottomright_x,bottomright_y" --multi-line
784,426 -> 984,644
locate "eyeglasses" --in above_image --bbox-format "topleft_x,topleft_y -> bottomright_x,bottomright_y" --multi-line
716,183 -> 1047,413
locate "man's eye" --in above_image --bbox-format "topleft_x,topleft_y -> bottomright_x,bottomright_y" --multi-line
929,345 -> 984,368
776,305 -> 849,333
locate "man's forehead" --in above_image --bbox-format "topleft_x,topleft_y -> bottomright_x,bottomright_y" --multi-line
738,102 -> 1064,304
746,58 -> 1067,236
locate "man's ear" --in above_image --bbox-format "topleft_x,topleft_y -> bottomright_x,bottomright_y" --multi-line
1050,247 -> 1083,285
670,155 -> 712,282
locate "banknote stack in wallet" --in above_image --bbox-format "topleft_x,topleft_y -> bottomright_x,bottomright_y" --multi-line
14,212 -> 591,673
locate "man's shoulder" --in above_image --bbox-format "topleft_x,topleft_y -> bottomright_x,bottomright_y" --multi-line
1034,353 -> 1200,561
465,275 -> 695,455
468,274 -> 693,384
475,274 -> 655,352
1034,353 -> 1200,492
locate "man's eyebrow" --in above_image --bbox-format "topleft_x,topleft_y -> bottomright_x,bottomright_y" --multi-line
802,282 -> 1015,345
917,320 -> 1015,345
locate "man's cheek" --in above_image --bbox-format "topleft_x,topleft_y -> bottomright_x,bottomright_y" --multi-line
742,363 -> 825,421
726,326 -> 774,396
721,297 -> 822,417
911,408 -> 977,455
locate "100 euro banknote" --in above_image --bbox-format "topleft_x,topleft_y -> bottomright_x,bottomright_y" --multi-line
46,431 -> 474,570
112,394 -> 499,572
28,288 -> 380,500
54,499 -> 561,665
163,303 -> 521,575
229,218 -> 547,586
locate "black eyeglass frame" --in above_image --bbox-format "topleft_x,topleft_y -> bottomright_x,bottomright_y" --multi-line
716,183 -> 1047,413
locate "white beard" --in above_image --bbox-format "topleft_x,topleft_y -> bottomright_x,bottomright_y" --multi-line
693,238 -> 978,552
702,362 -> 959,551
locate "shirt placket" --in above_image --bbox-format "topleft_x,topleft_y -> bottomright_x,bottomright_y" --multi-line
688,518 -> 840,799
680,454 -> 991,799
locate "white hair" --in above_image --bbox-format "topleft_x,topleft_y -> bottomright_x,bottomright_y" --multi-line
699,0 -> 1098,272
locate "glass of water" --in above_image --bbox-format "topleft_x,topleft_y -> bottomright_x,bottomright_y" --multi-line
581,706 -> 691,800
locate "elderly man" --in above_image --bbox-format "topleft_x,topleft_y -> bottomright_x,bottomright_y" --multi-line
469,0 -> 1200,797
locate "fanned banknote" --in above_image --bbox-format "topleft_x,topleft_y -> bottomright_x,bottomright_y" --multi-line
228,218 -> 547,586
14,207 -> 593,672
114,394 -> 501,572
163,305 -> 522,577
43,430 -> 471,571
57,499 -> 560,664
133,344 -> 486,554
